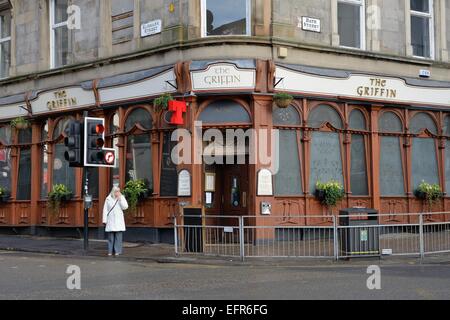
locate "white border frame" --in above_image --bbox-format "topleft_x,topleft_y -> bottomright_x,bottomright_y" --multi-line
200,0 -> 251,37
0,10 -> 11,79
49,0 -> 69,69
337,0 -> 366,50
410,0 -> 435,59
83,117 -> 117,168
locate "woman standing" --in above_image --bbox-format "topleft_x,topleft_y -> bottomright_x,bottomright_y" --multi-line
103,186 -> 129,256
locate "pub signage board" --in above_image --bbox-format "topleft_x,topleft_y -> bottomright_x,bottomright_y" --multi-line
30,86 -> 96,115
191,63 -> 256,91
275,66 -> 450,106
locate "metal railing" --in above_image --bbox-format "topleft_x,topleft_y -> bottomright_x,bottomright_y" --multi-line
174,212 -> 450,261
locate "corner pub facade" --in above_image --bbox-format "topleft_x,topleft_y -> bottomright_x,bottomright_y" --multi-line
0,0 -> 450,242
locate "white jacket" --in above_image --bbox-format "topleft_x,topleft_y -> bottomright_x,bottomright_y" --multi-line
102,195 -> 129,232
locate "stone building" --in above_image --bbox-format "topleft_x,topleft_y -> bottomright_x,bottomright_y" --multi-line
0,0 -> 449,242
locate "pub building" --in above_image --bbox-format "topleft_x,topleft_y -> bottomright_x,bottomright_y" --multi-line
0,59 -> 449,242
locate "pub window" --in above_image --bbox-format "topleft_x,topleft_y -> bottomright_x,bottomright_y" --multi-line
125,108 -> 153,193
109,112 -> 120,189
379,112 -> 405,196
50,0 -> 70,68
410,0 -> 434,58
202,0 -> 251,37
0,9 -> 11,78
308,104 -> 344,194
41,122 -> 49,199
160,132 -> 178,197
349,109 -> 368,195
52,117 -> 76,194
17,128 -> 32,200
0,125 -> 12,193
273,106 -> 302,196
199,100 -> 251,124
111,0 -> 134,45
337,0 -> 365,49
445,116 -> 450,194
410,112 -> 439,191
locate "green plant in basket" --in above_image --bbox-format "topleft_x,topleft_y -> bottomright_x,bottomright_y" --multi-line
273,93 -> 294,108
48,184 -> 72,215
415,181 -> 442,208
315,180 -> 345,208
154,93 -> 174,112
10,117 -> 30,130
123,179 -> 149,214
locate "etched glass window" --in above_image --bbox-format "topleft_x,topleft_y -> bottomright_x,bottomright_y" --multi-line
349,110 -> 368,195
308,105 -> 343,129
41,122 -> 49,198
160,132 -> 178,197
444,116 -> 450,136
109,113 -> 120,189
379,112 -> 403,133
17,128 -> 32,200
125,109 -> 153,192
380,136 -> 405,196
379,112 -> 404,196
411,138 -> 439,190
273,105 -> 301,126
52,117 -> 75,194
410,112 -> 437,135
275,130 -> 302,196
310,132 -> 344,193
0,126 -> 12,193
203,0 -> 251,36
199,100 -> 251,124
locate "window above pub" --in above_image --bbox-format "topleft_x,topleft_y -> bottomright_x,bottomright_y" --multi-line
410,0 -> 434,59
201,0 -> 251,37
50,0 -> 70,68
0,5 -> 11,79
337,0 -> 365,50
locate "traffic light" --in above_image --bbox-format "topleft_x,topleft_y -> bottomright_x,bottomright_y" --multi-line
64,120 -> 84,167
84,117 -> 116,167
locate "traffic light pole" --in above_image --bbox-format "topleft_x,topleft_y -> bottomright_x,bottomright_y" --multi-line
83,168 -> 89,251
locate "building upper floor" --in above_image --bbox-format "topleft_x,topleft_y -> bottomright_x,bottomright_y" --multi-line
0,0 -> 450,91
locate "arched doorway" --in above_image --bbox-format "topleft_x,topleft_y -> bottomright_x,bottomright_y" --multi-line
198,99 -> 252,216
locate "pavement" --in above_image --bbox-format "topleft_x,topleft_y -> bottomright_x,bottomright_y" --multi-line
1,250 -> 450,299
1,234 -> 450,267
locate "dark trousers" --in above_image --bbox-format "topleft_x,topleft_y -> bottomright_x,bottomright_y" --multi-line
107,232 -> 123,255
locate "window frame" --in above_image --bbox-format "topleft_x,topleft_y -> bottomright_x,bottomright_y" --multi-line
337,0 -> 366,50
49,0 -> 69,69
200,0 -> 252,38
0,9 -> 11,79
410,0 -> 435,59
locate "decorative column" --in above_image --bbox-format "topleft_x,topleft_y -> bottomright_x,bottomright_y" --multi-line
331,0 -> 340,46
370,105 -> 381,211
404,0 -> 413,56
439,0 -> 449,61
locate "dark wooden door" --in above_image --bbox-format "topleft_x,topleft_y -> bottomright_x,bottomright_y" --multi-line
221,164 -> 249,215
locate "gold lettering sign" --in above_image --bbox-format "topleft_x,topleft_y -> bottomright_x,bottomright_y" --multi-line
46,90 -> 78,110
203,66 -> 241,86
356,78 -> 397,99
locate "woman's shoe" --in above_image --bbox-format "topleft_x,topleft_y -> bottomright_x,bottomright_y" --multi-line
108,253 -> 113,256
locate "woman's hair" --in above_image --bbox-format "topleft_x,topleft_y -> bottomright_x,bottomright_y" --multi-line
110,186 -> 121,199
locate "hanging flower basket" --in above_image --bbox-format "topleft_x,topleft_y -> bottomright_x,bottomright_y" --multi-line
154,93 -> 174,113
414,181 -> 443,207
0,188 -> 10,203
10,117 -> 30,130
315,181 -> 345,208
273,93 -> 294,108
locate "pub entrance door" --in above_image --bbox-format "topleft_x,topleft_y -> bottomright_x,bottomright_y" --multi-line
204,157 -> 249,218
